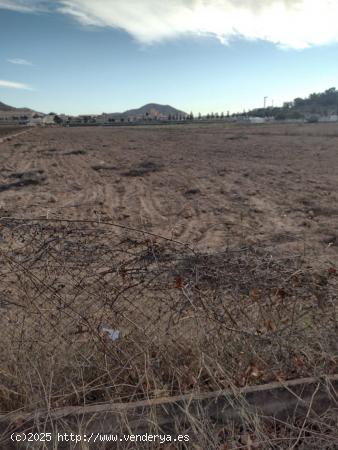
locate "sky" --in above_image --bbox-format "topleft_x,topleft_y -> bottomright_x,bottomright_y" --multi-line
1,0 -> 338,115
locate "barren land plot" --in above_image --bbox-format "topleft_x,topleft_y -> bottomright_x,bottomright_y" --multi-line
0,123 -> 337,448
0,123 -> 337,262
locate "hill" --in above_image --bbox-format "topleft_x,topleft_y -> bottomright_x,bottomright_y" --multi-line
1,101 -> 186,119
247,87 -> 338,120
0,101 -> 43,116
123,103 -> 187,117
0,101 -> 16,112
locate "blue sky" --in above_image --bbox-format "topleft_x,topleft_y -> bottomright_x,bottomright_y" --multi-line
1,0 -> 338,115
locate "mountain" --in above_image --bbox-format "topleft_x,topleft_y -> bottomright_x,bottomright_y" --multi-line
123,103 -> 187,117
0,100 -> 186,118
0,101 -> 16,112
0,101 -> 43,116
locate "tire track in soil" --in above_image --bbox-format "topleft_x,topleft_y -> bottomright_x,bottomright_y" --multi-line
2,125 -> 337,260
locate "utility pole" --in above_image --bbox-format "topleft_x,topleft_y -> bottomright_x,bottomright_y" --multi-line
264,96 -> 268,109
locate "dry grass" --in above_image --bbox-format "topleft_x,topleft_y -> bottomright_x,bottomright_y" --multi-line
0,126 -> 24,139
0,218 -> 337,448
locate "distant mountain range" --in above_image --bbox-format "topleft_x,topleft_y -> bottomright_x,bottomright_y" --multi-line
0,101 -> 186,118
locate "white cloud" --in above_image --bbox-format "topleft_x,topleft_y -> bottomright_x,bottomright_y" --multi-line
56,0 -> 338,49
2,1 -> 338,49
0,79 -> 33,90
0,0 -> 44,12
7,58 -> 33,66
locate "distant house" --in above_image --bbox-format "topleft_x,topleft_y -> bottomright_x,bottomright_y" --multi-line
27,116 -> 43,126
26,114 -> 58,126
42,115 -> 57,125
96,114 -> 121,125
234,116 -> 266,124
319,114 -> 338,122
0,112 -> 30,125
68,116 -> 83,125
248,116 -> 266,124
96,114 -> 109,125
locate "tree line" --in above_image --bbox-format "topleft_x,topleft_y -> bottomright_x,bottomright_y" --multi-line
247,87 -> 338,120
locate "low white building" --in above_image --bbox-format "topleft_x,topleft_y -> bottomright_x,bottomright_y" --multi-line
248,116 -> 266,124
319,114 -> 338,122
42,114 -> 57,125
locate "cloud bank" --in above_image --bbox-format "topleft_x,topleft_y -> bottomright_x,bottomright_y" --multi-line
7,58 -> 33,65
0,79 -> 33,90
1,0 -> 338,49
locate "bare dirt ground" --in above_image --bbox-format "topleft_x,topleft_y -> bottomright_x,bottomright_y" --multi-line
0,122 -> 337,262
0,126 -> 25,139
0,123 -> 337,448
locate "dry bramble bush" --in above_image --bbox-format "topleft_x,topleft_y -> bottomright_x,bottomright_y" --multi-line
0,218 -> 336,448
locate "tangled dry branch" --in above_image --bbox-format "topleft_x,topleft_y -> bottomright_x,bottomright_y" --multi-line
0,218 -> 337,448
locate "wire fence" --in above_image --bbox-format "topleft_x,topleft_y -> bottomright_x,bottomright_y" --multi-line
0,217 -> 337,448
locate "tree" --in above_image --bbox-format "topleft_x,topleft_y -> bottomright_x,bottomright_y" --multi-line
307,115 -> 319,123
293,98 -> 304,108
54,115 -> 62,125
283,102 -> 293,109
275,112 -> 286,121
